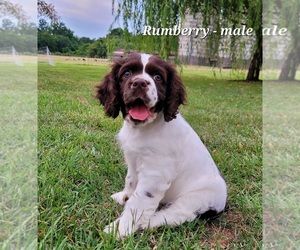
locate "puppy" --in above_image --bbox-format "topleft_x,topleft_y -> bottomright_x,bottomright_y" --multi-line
96,53 -> 227,237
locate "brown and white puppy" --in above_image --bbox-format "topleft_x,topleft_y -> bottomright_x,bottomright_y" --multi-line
96,53 -> 227,237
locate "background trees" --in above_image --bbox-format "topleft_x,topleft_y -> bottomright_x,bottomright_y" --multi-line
38,19 -> 79,54
37,0 -> 112,58
37,17 -> 120,58
3,0 -> 296,81
0,0 -> 36,52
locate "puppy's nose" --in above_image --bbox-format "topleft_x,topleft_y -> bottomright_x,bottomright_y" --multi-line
132,79 -> 149,88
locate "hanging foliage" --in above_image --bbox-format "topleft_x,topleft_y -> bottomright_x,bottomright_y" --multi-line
277,0 -> 300,81
0,0 -> 28,24
110,0 -> 262,80
37,0 -> 60,25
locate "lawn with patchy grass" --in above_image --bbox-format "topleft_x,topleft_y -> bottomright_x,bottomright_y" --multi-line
263,82 -> 300,248
1,59 -> 37,249
38,59 -> 262,249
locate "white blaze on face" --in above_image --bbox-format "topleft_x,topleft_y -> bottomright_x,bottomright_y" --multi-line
132,53 -> 158,108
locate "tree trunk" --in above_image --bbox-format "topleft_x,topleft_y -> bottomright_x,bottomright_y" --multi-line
278,48 -> 299,81
246,37 -> 262,81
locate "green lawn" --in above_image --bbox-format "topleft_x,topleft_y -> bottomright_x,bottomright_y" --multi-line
1,60 -> 37,249
38,60 -> 262,249
263,82 -> 300,249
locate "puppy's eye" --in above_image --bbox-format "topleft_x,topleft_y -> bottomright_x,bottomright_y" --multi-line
123,70 -> 131,78
154,74 -> 162,81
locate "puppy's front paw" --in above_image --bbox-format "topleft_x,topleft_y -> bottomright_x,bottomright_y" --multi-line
111,191 -> 129,205
116,216 -> 136,237
103,218 -> 120,235
103,217 -> 134,238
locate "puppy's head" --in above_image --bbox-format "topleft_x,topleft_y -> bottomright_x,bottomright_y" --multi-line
96,53 -> 186,126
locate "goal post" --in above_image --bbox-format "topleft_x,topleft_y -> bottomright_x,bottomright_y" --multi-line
0,46 -> 24,66
38,46 -> 55,66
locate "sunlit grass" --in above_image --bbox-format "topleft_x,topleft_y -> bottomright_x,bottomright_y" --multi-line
38,60 -> 262,249
0,61 -> 37,249
263,82 -> 300,249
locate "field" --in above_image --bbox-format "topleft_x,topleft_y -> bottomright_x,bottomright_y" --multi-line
263,82 -> 300,248
0,58 -> 37,249
38,56 -> 262,249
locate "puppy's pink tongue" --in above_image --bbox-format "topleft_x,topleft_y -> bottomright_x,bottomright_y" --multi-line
129,105 -> 150,121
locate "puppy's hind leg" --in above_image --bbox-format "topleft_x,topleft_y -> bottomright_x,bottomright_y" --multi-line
147,188 -> 226,229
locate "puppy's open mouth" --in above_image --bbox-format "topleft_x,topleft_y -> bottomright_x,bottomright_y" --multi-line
128,99 -> 154,122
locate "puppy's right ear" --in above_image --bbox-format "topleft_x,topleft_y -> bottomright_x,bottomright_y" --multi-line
95,59 -> 124,118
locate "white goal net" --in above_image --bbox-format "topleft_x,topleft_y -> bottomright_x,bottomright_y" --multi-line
0,46 -> 24,66
38,46 -> 55,66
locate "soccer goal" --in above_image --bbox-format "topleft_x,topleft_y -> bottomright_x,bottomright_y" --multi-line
0,46 -> 24,66
38,46 -> 55,66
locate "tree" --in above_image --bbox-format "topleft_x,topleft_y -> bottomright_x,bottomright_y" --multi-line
106,28 -> 125,51
88,38 -> 107,58
244,0 -> 262,81
37,0 -> 59,24
111,0 -> 262,81
1,18 -> 14,31
38,18 -> 50,31
0,1 -> 36,52
38,1 -> 80,54
38,20 -> 79,53
79,37 -> 94,44
276,1 -> 300,81
0,0 -> 28,24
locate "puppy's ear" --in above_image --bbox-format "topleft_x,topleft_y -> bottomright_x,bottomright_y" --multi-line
164,64 -> 186,122
95,59 -> 125,118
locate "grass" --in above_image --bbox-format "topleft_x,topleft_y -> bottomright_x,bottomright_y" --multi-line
0,58 -> 37,249
38,57 -> 262,249
263,82 -> 300,249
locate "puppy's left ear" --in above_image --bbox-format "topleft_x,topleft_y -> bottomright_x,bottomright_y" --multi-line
164,64 -> 187,122
95,59 -> 124,118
